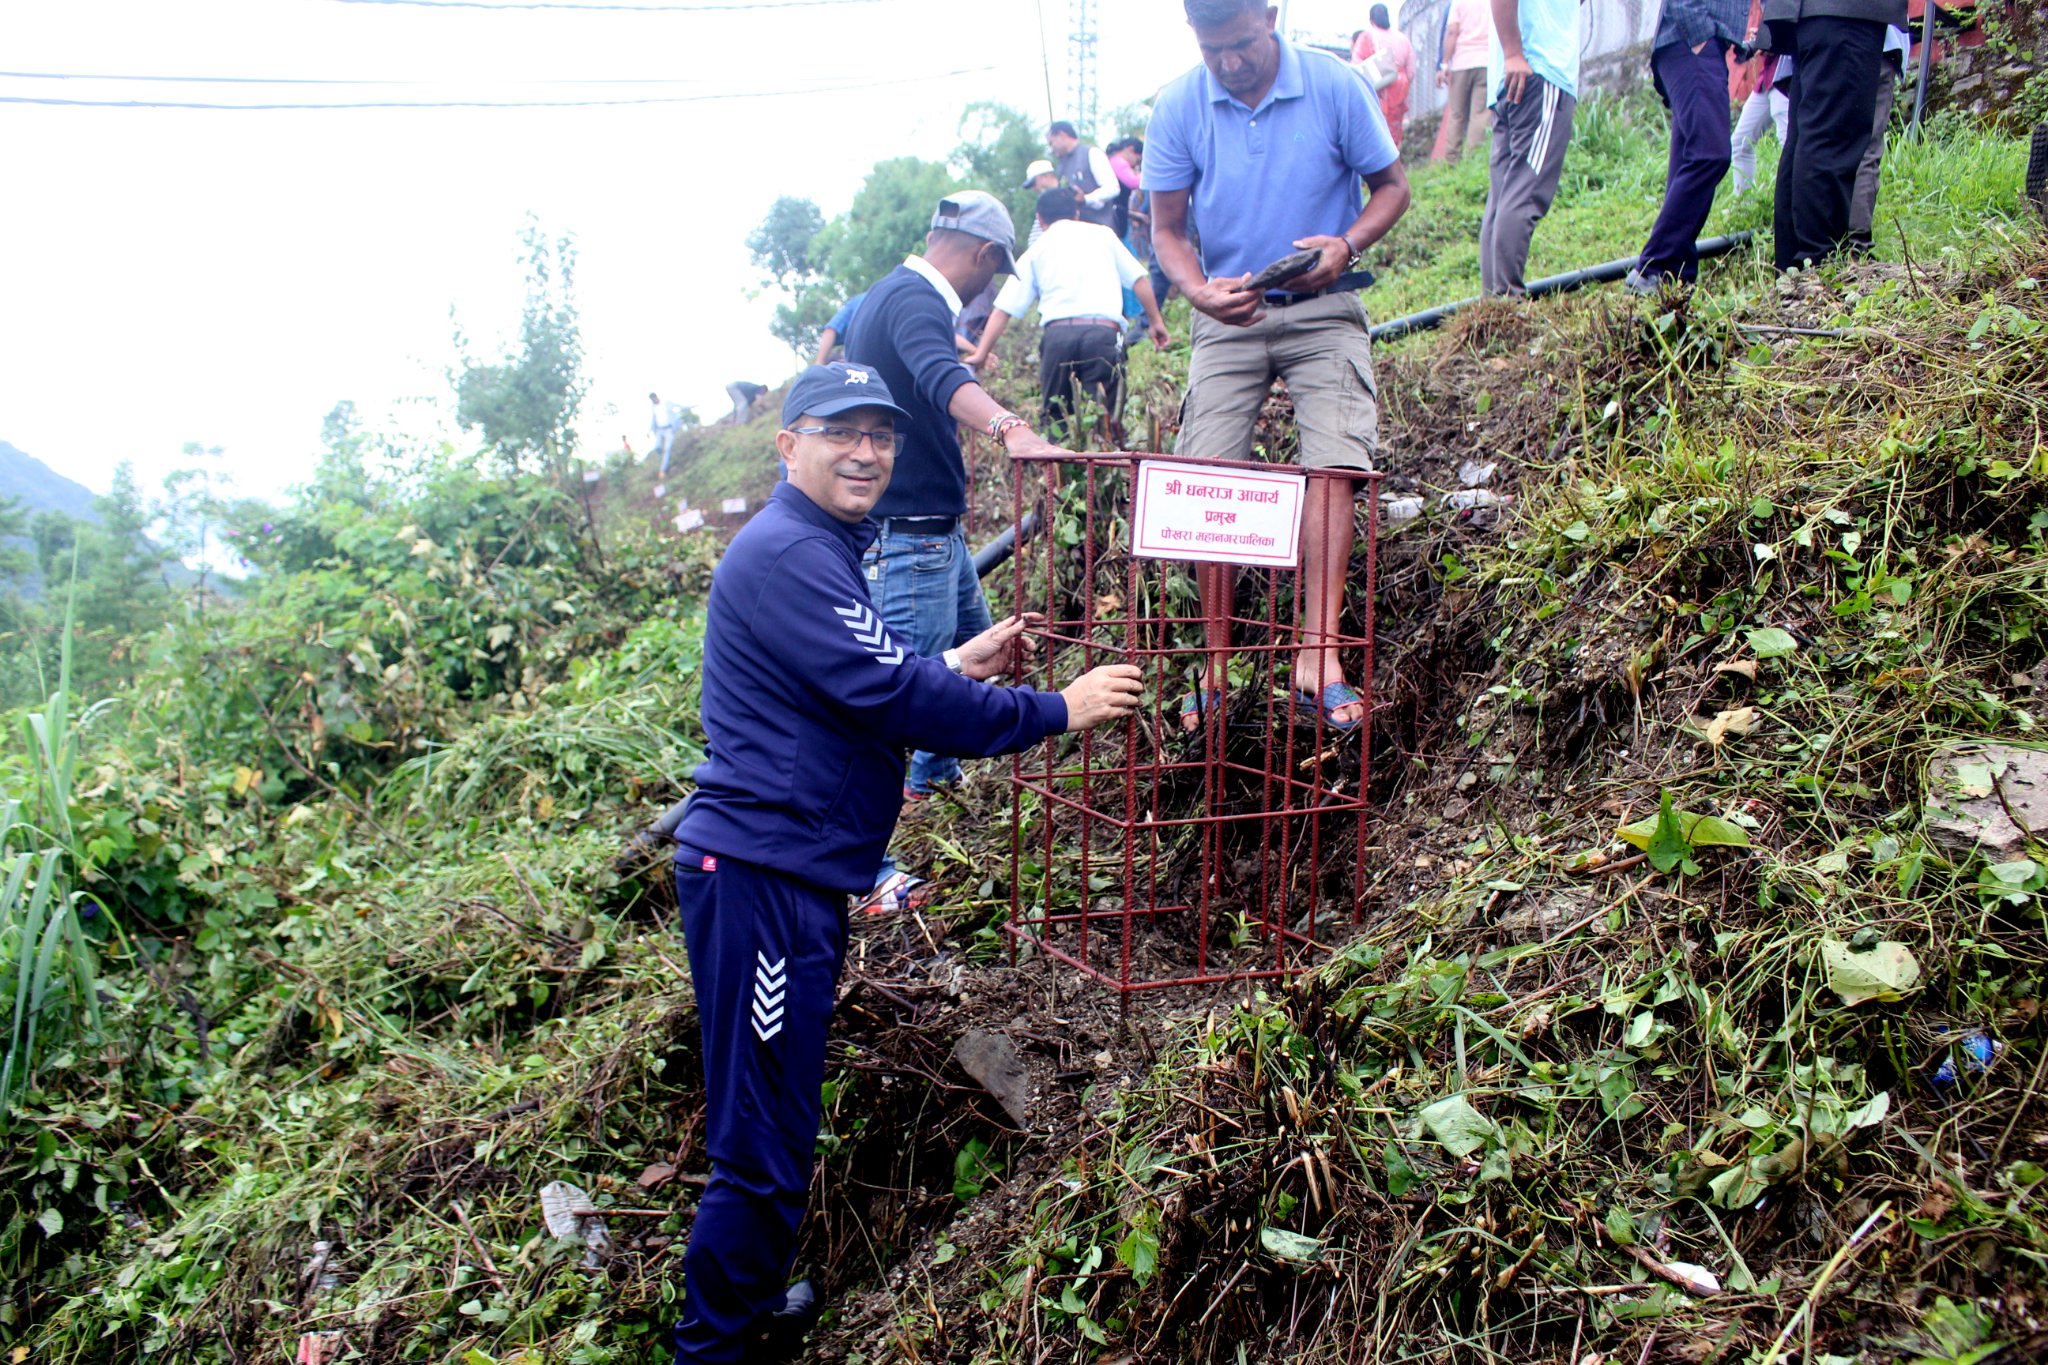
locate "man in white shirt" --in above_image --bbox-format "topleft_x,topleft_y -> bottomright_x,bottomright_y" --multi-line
964,189 -> 1170,445
1048,121 -> 1122,228
649,392 -> 681,476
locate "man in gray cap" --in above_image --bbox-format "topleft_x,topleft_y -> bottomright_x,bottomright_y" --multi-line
841,192 -> 1069,821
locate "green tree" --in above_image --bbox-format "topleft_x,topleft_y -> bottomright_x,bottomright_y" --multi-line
453,223 -> 589,480
747,196 -> 826,289
7,466 -> 177,702
155,443 -> 231,607
814,156 -> 963,301
748,197 -> 842,359
0,496 -> 34,599
952,102 -> 1045,236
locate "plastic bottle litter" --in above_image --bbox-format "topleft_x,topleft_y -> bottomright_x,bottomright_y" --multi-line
1928,1029 -> 1998,1086
1444,489 -> 1512,511
1380,495 -> 1426,524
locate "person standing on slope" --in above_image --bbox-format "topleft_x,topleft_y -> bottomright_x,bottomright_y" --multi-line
667,361 -> 1142,1363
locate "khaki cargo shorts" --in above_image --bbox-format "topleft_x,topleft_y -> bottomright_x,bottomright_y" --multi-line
1175,289 -> 1379,472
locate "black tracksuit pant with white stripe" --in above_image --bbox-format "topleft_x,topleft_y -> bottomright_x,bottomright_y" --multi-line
1479,75 -> 1578,297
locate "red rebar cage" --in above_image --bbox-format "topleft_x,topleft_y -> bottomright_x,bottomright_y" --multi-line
999,450 -> 1380,998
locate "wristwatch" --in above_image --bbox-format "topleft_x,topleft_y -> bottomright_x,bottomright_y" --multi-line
943,648 -> 966,675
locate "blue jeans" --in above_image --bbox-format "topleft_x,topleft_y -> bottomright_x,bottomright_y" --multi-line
861,522 -> 992,794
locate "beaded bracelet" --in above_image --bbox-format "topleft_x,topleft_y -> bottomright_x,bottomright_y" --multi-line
988,413 -> 1031,442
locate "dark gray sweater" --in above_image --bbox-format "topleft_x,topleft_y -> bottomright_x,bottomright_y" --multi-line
1761,0 -> 1909,49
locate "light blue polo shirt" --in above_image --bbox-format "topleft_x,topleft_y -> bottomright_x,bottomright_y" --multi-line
1142,36 -> 1399,283
1488,0 -> 1583,107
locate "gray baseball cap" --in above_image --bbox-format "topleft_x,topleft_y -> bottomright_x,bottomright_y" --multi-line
929,191 -> 1019,274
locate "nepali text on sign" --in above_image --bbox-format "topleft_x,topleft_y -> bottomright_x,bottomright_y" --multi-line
1130,459 -> 1306,569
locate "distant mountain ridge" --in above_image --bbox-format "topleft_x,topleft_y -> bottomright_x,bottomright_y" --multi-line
0,439 -> 104,599
0,440 -> 101,525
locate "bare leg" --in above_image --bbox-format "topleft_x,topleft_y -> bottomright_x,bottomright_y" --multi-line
1295,477 -> 1364,725
1182,561 -> 1232,731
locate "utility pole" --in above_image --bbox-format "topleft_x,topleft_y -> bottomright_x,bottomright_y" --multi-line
1068,0 -> 1098,134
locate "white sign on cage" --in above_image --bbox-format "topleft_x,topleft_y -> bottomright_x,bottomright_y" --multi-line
1130,459 -> 1306,569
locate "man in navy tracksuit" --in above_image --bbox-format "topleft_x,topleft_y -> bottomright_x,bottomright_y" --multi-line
668,362 -> 1142,1363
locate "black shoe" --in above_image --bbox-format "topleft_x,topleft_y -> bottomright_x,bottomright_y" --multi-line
756,1280 -> 821,1360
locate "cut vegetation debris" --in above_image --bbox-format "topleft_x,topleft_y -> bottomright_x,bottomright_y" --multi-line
3,100 -> 2046,1365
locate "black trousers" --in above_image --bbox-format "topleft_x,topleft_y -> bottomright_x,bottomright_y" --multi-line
1773,15 -> 1887,269
1039,323 -> 1124,433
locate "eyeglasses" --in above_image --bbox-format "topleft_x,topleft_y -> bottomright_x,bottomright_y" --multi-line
788,425 -> 900,455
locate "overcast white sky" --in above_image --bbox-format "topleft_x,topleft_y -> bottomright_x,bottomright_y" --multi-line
1,0 -> 1374,506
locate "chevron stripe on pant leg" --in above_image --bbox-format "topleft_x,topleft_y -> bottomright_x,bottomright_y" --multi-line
671,847 -> 849,1363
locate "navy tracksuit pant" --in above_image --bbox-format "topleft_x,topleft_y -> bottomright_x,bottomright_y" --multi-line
671,847 -> 849,1364
1636,39 -> 1735,285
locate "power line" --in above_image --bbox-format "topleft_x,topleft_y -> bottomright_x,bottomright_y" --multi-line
3,70 -> 740,86
0,65 -> 994,110
328,0 -> 882,10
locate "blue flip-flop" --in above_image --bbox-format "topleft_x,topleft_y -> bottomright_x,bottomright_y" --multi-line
1291,681 -> 1365,732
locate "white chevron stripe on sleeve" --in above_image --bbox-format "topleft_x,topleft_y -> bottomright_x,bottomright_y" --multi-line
833,599 -> 904,666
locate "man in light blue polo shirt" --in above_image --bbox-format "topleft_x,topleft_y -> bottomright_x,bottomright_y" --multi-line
1479,0 -> 1583,295
1145,0 -> 1410,734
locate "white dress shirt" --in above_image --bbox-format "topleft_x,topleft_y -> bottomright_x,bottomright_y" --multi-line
993,220 -> 1146,325
902,252 -> 963,318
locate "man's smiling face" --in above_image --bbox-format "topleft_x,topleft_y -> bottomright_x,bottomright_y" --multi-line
776,407 -> 898,523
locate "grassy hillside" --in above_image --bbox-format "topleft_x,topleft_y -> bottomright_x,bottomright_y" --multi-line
2,93 -> 2043,1365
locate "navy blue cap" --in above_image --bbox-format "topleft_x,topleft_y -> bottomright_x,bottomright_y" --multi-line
780,362 -> 910,426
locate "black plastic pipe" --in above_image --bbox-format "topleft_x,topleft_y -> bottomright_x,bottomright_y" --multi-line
973,509 -> 1039,580
1368,231 -> 1755,344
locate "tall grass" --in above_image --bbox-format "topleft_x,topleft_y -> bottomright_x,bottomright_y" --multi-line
0,560 -> 105,1115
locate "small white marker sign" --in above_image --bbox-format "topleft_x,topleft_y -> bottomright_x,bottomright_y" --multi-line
582,469 -> 602,483
675,508 -> 706,533
1131,459 -> 1305,568
721,497 -> 748,515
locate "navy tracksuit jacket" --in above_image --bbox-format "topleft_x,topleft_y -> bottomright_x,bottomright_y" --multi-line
670,482 -> 1066,1362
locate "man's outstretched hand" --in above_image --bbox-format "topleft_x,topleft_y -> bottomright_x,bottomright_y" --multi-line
1002,425 -> 1075,461
954,613 -> 1045,681
1061,664 -> 1144,731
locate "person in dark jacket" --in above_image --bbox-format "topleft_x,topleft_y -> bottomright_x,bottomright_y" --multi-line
1625,0 -> 1751,293
841,192 -> 1068,809
667,362 -> 1141,1364
1760,0 -> 1908,269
